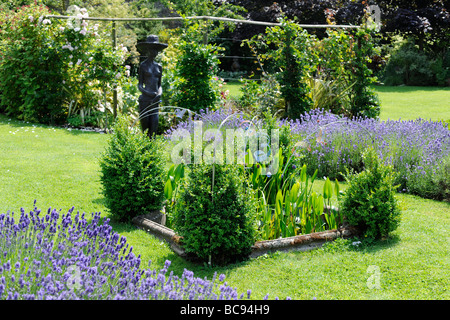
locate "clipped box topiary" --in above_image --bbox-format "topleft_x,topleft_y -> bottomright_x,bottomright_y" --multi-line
172,163 -> 258,266
99,116 -> 167,222
339,148 -> 402,240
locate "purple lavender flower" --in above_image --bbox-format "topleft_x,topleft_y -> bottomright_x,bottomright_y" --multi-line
283,109 -> 450,199
0,203 -> 267,300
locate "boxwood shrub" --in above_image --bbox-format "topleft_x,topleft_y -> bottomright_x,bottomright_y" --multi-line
99,116 -> 167,222
172,163 -> 258,265
339,148 -> 402,240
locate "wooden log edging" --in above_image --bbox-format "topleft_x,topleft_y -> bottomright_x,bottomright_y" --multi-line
131,215 -> 357,260
250,227 -> 355,258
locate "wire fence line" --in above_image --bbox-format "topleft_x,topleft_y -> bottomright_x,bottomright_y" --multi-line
44,14 -> 360,50
44,14 -> 360,28
44,14 -> 361,112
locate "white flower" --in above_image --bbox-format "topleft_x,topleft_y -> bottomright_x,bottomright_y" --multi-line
76,59 -> 82,66
115,72 -> 121,79
88,57 -> 93,62
125,65 -> 131,70
63,44 -> 74,51
28,16 -> 34,22
352,241 -> 362,246
119,45 -> 128,53
80,28 -> 87,36
42,19 -> 51,25
60,27 -> 65,32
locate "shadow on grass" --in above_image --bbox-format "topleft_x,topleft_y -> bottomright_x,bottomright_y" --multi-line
105,213 -> 262,281
354,234 -> 401,252
92,197 -> 107,207
330,233 -> 402,255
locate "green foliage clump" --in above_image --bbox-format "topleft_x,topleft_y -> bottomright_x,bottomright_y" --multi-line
0,4 -> 130,126
0,4 -> 68,124
172,164 -> 257,265
99,116 -> 167,222
172,23 -> 223,113
382,36 -> 450,87
340,148 -> 401,240
317,27 -> 380,119
238,76 -> 282,116
348,28 -> 381,119
246,18 -> 314,119
383,38 -> 435,86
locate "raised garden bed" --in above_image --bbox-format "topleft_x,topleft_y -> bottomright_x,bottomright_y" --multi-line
132,209 -> 358,260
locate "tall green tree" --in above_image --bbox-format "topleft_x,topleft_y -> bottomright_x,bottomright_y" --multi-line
172,22 -> 223,113
246,18 -> 315,119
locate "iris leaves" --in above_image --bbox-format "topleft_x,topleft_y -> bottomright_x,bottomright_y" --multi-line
250,158 -> 342,240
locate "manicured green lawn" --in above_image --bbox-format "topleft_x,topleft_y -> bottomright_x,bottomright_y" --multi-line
223,83 -> 450,121
0,110 -> 448,300
0,119 -> 108,214
122,182 -> 449,300
374,85 -> 450,121
223,80 -> 242,98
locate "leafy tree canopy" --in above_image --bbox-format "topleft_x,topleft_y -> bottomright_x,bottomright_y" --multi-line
225,0 -> 449,52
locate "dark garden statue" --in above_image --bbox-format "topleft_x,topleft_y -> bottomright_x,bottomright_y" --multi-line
136,35 -> 168,138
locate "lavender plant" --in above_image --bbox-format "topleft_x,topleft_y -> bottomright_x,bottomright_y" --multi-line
170,108 -> 450,201
282,109 -> 450,201
0,201 -> 251,300
164,107 -> 256,137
